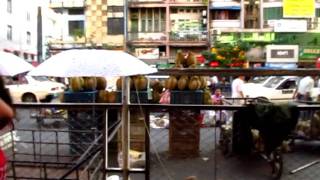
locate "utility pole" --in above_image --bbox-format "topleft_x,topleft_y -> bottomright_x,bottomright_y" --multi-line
37,6 -> 43,63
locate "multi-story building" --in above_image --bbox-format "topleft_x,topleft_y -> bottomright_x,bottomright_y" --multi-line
209,0 -> 320,63
126,0 -> 320,64
127,0 -> 208,63
46,0 -> 320,64
0,0 -> 38,63
48,0 -> 125,54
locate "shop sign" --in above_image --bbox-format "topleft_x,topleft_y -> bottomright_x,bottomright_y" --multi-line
135,48 -> 159,59
266,45 -> 299,63
273,19 -> 307,32
283,0 -> 315,18
299,47 -> 320,59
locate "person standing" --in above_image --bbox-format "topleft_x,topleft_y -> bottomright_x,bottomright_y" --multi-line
0,76 -> 14,180
293,76 -> 315,121
293,76 -> 315,101
231,75 -> 245,104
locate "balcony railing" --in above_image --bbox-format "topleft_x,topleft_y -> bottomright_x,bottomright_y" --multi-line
211,19 -> 241,28
263,19 -> 320,31
169,31 -> 208,41
170,0 -> 207,4
49,0 -> 85,8
127,32 -> 167,42
128,0 -> 165,3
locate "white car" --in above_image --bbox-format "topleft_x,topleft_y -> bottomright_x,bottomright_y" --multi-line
5,75 -> 66,102
243,76 -> 319,102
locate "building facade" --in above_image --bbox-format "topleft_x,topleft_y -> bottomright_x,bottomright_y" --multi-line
46,0 -> 320,64
0,0 -> 38,63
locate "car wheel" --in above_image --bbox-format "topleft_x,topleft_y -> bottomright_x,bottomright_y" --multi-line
257,96 -> 269,103
22,93 -> 37,102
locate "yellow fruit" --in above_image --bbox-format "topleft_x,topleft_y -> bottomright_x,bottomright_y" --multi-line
175,50 -> 186,67
70,77 -> 83,92
177,76 -> 188,90
186,52 -> 197,67
96,77 -> 107,90
199,76 -> 207,89
133,75 -> 148,91
106,91 -> 117,103
188,76 -> 201,90
165,76 -> 177,90
83,77 -> 97,91
97,90 -> 107,103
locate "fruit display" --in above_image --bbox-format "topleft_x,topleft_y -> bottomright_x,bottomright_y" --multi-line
64,76 -> 108,103
160,51 -> 212,104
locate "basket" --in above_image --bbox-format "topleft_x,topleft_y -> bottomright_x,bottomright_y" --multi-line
63,90 -> 98,103
170,90 -> 203,104
115,91 -> 149,103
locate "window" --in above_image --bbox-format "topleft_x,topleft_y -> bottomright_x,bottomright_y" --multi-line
264,7 -> 283,20
27,12 -> 30,21
68,8 -> 84,15
7,25 -> 12,40
27,32 -> 31,45
139,8 -> 165,32
108,6 -> 124,13
68,21 -> 84,36
23,53 -> 28,60
107,18 -> 124,35
7,0 -> 12,13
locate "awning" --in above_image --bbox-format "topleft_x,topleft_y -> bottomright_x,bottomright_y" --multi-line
210,6 -> 241,10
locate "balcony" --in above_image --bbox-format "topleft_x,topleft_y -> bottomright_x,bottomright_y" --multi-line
169,31 -> 209,46
169,0 -> 207,6
49,0 -> 85,8
211,19 -> 241,28
127,32 -> 167,44
128,0 -> 166,7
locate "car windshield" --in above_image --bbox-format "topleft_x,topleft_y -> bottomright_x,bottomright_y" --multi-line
249,76 -> 270,84
263,77 -> 284,88
31,76 -> 50,82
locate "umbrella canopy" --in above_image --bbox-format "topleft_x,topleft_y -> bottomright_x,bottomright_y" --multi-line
28,49 -> 157,77
0,51 -> 34,76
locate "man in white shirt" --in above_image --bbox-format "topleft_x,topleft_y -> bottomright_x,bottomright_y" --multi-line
293,76 -> 315,121
232,75 -> 245,104
293,76 -> 315,101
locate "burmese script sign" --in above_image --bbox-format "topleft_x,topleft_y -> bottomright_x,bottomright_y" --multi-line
266,45 -> 299,63
283,0 -> 315,18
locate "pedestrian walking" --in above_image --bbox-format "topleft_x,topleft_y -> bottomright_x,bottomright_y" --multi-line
231,75 -> 245,104
293,76 -> 316,121
293,76 -> 315,101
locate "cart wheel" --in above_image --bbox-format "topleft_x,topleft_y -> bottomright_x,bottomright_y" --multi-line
270,149 -> 283,180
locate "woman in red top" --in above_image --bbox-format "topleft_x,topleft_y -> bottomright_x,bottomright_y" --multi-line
0,77 -> 14,180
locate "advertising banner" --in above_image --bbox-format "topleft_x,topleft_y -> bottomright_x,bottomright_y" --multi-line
266,45 -> 299,63
283,0 -> 315,18
135,48 -> 159,59
273,19 -> 307,32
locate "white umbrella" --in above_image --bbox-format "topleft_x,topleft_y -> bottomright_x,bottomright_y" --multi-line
0,51 -> 34,76
27,49 -> 157,180
28,49 -> 157,77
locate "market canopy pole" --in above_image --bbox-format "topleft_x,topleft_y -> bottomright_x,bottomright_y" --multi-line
122,76 -> 130,179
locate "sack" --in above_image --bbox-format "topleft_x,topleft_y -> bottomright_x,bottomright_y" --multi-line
159,90 -> 170,104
